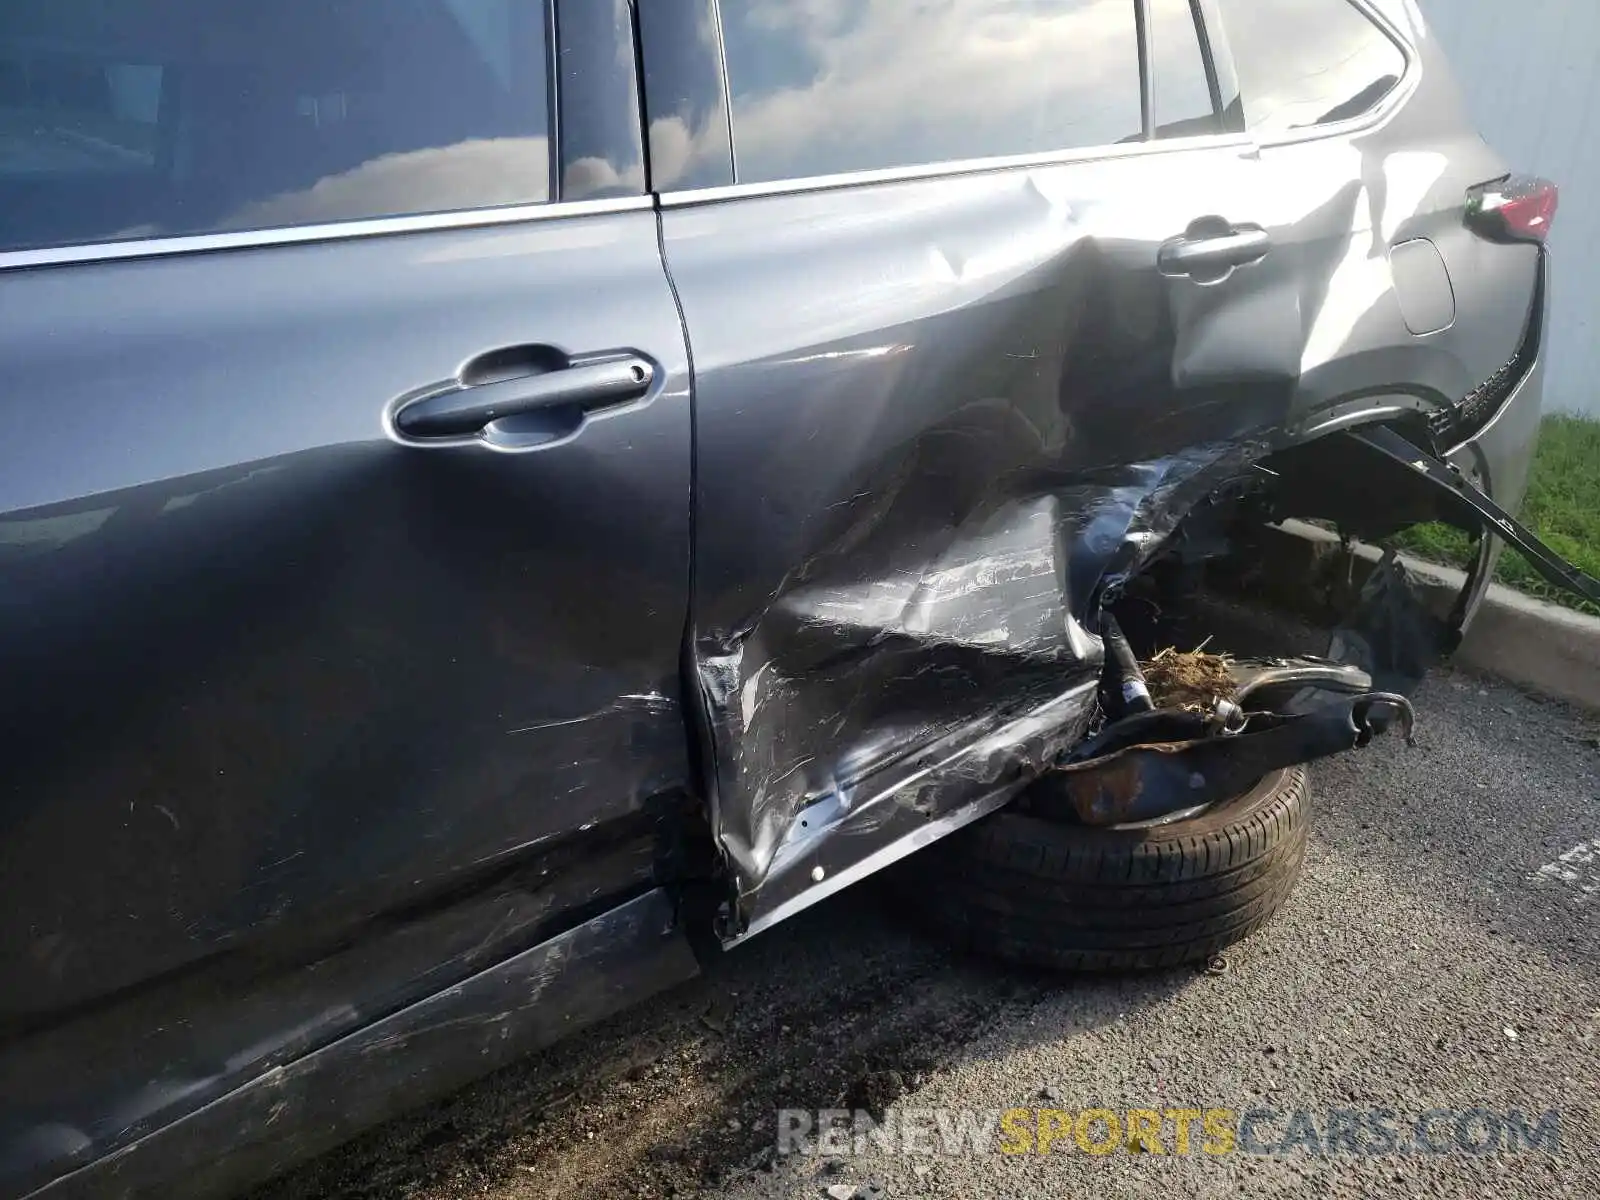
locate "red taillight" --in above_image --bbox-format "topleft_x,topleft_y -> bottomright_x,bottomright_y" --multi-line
1467,175 -> 1559,244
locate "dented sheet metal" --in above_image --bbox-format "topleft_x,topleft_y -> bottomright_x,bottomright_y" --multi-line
697,445 -> 1255,896
727,680 -> 1099,944
663,151 -> 1309,933
660,94 -> 1546,934
698,436 -> 1276,935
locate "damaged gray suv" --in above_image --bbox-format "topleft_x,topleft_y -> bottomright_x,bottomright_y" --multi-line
2,0 -> 1593,1196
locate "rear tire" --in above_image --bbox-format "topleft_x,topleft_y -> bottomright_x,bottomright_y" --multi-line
902,766 -> 1310,970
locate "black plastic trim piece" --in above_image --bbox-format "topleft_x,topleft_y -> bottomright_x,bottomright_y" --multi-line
23,891 -> 698,1200
1429,259 -> 1544,448
1347,425 -> 1600,608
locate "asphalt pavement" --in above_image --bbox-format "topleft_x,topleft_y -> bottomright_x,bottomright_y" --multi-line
252,669 -> 1599,1200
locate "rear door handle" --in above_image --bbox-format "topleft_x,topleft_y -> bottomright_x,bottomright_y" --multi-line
1158,225 -> 1271,281
394,353 -> 654,441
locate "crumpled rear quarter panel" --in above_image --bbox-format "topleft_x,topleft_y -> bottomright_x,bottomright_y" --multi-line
659,3 -> 1545,932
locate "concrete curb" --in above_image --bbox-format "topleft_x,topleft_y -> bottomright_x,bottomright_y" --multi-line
1260,520 -> 1600,712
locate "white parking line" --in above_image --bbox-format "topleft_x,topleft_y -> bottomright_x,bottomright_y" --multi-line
1530,838 -> 1600,901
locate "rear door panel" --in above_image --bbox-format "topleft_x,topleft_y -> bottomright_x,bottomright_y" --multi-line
662,145 -> 1302,936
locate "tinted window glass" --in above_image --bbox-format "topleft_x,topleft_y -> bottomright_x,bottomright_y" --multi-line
557,0 -> 647,200
1150,0 -> 1219,138
0,0 -> 551,253
639,0 -> 735,191
719,0 -> 1143,184
1214,0 -> 1406,135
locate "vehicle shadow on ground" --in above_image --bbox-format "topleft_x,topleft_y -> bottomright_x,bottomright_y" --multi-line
247,883 -> 1202,1200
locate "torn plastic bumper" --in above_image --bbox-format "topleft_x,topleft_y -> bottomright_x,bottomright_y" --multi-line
1025,416 -> 1600,832
1347,424 -> 1600,609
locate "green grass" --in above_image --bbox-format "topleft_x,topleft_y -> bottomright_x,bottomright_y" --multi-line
1389,414 -> 1600,617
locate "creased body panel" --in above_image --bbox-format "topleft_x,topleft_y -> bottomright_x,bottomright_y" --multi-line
663,150 -> 1304,930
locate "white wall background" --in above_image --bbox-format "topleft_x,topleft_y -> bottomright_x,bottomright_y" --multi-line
1420,0 -> 1600,417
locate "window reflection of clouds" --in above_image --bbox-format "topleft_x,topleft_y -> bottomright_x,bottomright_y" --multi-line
649,115 -> 720,189
1217,0 -> 1404,134
721,0 -> 1143,184
1149,0 -> 1218,137
1,0 -> 552,250
218,138 -> 552,232
640,0 -> 733,189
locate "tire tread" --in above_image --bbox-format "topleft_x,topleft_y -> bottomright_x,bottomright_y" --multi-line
902,767 -> 1311,971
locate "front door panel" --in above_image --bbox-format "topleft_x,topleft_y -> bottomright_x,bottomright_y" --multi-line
0,208 -> 694,1181
0,2 -> 690,1184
